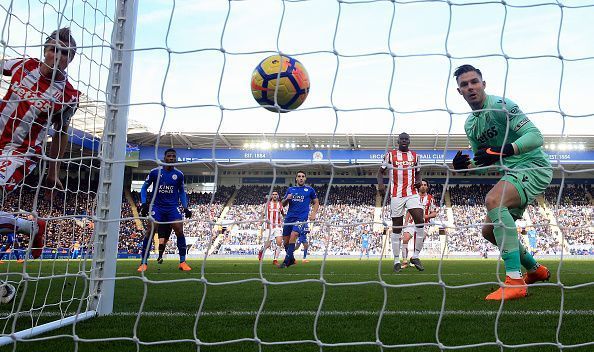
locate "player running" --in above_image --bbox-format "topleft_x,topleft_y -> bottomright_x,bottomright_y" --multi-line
0,28 -> 80,261
279,171 -> 319,268
453,64 -> 551,300
138,149 -> 193,272
377,132 -> 427,273
257,191 -> 285,265
401,180 -> 438,268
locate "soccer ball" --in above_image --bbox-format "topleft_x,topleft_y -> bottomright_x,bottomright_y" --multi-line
251,54 -> 310,112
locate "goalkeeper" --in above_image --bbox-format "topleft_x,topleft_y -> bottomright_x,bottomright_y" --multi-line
452,64 -> 551,301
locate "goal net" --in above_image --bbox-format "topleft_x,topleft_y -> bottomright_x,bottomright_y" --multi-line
1,0 -> 593,351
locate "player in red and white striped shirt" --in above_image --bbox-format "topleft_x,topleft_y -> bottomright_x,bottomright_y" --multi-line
377,132 -> 426,272
0,28 -> 80,263
257,191 -> 285,265
401,180 -> 438,268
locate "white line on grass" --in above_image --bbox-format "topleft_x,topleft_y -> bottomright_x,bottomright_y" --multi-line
6,310 -> 594,319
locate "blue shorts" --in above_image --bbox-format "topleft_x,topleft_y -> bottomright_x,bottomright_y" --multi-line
362,243 -> 369,249
151,206 -> 182,222
282,219 -> 309,237
297,233 -> 308,244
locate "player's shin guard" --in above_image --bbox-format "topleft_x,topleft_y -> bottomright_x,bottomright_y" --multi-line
303,247 -> 308,259
177,236 -> 187,263
518,240 -> 539,272
412,226 -> 425,259
487,207 -> 522,278
141,236 -> 152,264
391,233 -> 401,262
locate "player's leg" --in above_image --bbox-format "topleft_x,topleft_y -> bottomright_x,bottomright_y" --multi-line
509,166 -> 552,285
258,228 -> 271,261
390,196 -> 406,272
273,234 -> 283,265
157,224 -> 171,264
279,224 -> 292,268
171,221 -> 191,271
280,223 -> 300,268
138,220 -> 156,272
483,177 -> 534,300
301,239 -> 309,263
0,157 -> 45,259
408,207 -> 426,271
391,216 -> 404,272
401,231 -> 411,268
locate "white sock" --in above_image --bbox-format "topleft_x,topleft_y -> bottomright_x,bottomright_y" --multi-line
391,233 -> 401,263
401,244 -> 408,262
412,225 -> 425,259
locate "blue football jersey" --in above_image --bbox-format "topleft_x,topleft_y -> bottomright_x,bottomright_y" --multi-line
361,234 -> 370,246
284,185 -> 317,221
141,167 -> 188,208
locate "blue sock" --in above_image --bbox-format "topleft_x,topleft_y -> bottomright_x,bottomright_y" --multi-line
177,236 -> 187,263
284,243 -> 295,265
0,247 -> 5,261
303,247 -> 308,259
141,236 -> 152,264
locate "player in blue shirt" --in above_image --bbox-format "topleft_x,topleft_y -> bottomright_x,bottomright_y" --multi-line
279,171 -> 319,268
359,230 -> 370,260
0,232 -> 21,263
137,149 -> 193,272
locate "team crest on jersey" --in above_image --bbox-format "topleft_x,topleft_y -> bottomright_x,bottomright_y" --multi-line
172,174 -> 178,180
304,188 -> 309,192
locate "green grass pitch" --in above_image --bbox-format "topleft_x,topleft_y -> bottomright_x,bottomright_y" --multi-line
1,258 -> 593,352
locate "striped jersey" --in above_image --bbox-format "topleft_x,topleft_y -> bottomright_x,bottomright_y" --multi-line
405,193 -> 437,226
1,58 -> 79,155
265,200 -> 284,229
383,149 -> 420,198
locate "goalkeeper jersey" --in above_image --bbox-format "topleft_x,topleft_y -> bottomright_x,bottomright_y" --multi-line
464,94 -> 550,169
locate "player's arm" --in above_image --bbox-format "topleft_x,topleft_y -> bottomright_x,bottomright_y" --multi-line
425,200 -> 438,221
414,153 -> 422,189
281,189 -> 292,207
377,152 -> 389,196
139,171 -> 155,216
309,197 -> 320,221
46,112 -> 73,191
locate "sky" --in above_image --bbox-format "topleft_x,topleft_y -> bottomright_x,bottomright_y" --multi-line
2,0 -> 594,140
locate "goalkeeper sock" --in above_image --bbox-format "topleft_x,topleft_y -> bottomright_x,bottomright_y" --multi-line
141,236 -> 152,264
158,243 -> 165,259
412,225 -> 426,259
177,236 -> 187,263
487,208 -> 521,279
391,233 -> 401,263
0,248 -> 5,261
519,240 -> 539,272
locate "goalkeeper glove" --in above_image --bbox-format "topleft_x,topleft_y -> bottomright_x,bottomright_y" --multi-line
453,151 -> 471,170
183,208 -> 193,219
473,144 -> 515,167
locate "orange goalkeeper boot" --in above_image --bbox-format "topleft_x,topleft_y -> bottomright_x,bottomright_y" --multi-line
523,265 -> 551,285
137,264 -> 148,272
178,261 -> 192,271
485,276 -> 527,301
